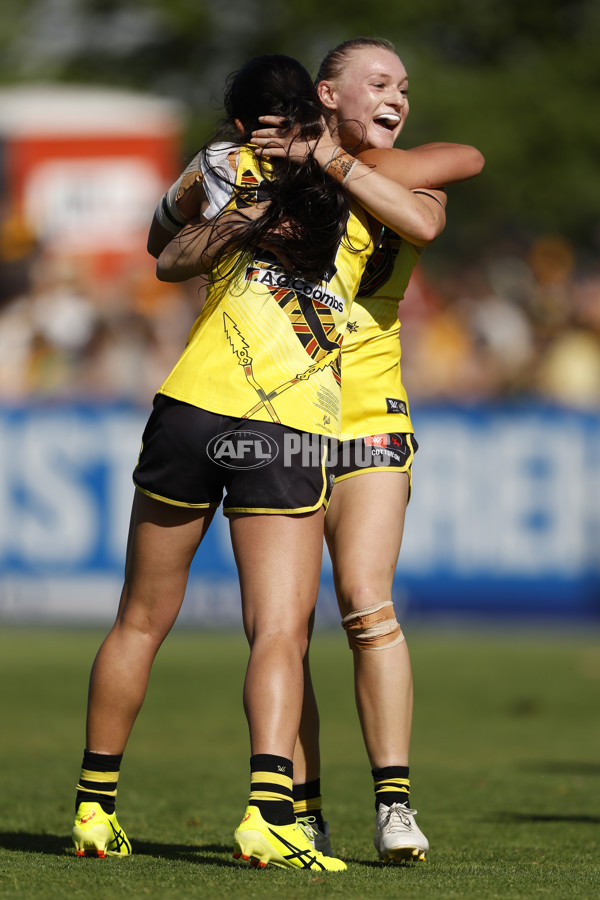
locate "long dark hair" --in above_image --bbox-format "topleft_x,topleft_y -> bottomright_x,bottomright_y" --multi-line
204,54 -> 353,283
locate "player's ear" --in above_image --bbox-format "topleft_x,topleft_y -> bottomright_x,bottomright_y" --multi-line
234,117 -> 245,134
317,80 -> 337,111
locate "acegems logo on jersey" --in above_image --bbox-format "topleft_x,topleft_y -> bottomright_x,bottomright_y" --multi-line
207,431 -> 279,469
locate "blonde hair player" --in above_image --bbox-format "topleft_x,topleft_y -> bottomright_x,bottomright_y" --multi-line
251,36 -> 484,863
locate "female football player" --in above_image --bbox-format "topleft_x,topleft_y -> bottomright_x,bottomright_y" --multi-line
251,37 -> 483,863
71,51 -> 445,872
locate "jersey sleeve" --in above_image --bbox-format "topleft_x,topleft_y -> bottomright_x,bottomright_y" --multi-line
153,142 -> 239,234
153,151 -> 203,234
200,142 -> 239,220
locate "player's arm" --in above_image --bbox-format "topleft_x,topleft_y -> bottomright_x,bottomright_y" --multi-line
147,219 -> 177,259
147,154 -> 207,258
251,118 -> 449,245
156,202 -> 269,282
340,161 -> 448,245
358,143 -> 485,189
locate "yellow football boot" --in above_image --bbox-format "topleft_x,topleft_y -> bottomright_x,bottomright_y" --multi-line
233,805 -> 346,871
72,802 -> 132,858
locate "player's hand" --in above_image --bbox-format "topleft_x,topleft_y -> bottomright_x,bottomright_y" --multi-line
251,115 -> 340,168
251,115 -> 300,157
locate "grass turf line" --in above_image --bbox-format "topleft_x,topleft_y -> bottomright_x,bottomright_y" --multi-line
0,626 -> 599,899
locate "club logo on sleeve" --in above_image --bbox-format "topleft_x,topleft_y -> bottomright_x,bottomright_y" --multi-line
386,398 -> 408,415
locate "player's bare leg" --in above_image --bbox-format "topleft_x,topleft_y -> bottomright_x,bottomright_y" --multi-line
86,492 -> 215,753
230,510 -> 324,760
229,510 -> 346,871
73,492 -> 214,858
325,472 -> 412,766
294,617 -> 321,785
292,613 -> 332,853
324,472 -> 428,861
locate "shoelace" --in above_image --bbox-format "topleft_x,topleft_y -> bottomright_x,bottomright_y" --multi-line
295,815 -> 318,840
382,803 -> 419,831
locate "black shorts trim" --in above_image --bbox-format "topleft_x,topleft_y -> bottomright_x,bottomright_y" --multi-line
329,433 -> 418,483
133,394 -> 334,515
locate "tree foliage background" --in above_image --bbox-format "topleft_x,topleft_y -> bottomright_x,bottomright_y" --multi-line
1,0 -> 598,261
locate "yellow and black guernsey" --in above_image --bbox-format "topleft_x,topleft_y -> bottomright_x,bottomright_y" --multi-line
339,227 -> 422,442
159,145 -> 374,437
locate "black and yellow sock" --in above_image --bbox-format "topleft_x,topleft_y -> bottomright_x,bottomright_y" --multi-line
293,778 -> 325,831
75,749 -> 122,814
372,765 -> 410,810
249,754 -> 295,826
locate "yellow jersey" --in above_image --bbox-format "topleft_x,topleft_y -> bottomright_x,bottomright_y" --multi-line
339,228 -> 422,441
159,146 -> 373,437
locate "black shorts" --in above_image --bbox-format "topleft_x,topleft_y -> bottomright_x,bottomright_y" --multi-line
133,394 -> 334,515
328,433 -> 418,483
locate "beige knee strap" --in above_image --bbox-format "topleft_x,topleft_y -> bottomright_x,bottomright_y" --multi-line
341,600 -> 404,651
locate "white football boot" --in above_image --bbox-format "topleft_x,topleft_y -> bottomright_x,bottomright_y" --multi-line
373,802 -> 429,862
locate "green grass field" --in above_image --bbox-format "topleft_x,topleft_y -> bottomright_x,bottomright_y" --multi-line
1,624 -> 599,899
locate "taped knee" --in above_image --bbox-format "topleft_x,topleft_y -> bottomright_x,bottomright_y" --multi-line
341,600 -> 404,651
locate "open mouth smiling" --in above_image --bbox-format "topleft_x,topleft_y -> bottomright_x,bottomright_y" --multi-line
373,114 -> 401,131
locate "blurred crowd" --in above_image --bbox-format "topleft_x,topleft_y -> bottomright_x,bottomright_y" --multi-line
0,212 -> 204,405
400,235 -> 600,411
1,210 -> 600,412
